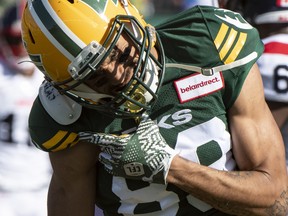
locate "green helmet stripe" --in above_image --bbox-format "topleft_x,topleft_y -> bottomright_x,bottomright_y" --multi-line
29,0 -> 84,61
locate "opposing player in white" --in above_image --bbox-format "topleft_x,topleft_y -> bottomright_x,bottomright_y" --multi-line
243,0 -> 288,170
0,2 -> 51,216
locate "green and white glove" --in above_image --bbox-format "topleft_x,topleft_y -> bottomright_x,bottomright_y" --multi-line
78,115 -> 177,184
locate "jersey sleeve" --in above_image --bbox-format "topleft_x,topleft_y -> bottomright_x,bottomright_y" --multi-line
29,97 -> 79,152
156,6 -> 264,109
200,7 -> 264,108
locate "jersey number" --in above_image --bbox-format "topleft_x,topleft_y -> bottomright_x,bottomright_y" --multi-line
274,65 -> 288,93
0,114 -> 13,143
0,114 -> 31,146
112,117 -> 231,215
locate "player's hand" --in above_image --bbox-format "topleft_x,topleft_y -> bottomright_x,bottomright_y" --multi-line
78,114 -> 177,184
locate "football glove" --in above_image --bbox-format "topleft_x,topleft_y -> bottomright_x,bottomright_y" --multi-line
78,115 -> 177,184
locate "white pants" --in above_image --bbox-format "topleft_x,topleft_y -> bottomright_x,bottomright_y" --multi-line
0,188 -> 48,216
95,205 -> 104,216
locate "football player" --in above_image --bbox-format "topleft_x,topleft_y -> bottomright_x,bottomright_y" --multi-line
241,0 -> 288,171
21,0 -> 288,215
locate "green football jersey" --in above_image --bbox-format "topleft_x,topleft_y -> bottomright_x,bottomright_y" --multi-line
29,6 -> 263,216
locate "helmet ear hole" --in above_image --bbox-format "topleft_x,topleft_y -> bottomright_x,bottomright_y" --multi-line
67,0 -> 74,4
28,29 -> 35,44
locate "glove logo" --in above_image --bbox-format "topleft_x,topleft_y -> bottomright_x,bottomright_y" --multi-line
124,162 -> 145,176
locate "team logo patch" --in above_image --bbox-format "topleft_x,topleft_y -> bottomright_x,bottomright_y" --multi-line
174,73 -> 224,103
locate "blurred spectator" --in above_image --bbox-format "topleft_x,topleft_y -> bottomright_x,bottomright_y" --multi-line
0,2 -> 52,216
0,0 -> 17,15
231,0 -> 288,171
247,0 -> 288,171
221,0 -> 245,13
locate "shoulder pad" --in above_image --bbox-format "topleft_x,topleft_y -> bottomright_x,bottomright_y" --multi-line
39,81 -> 82,125
208,8 -> 263,65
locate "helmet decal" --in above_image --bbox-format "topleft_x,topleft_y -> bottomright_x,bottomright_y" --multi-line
81,0 -> 118,15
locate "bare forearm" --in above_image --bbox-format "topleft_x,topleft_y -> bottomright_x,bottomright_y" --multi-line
48,175 -> 68,216
167,155 -> 288,216
48,171 -> 96,216
48,143 -> 99,216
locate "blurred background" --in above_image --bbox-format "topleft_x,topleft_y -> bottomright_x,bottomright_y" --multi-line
0,0 -> 221,26
0,0 -> 16,14
1,0 -> 288,216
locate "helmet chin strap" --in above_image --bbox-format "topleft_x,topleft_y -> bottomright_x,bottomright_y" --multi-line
141,56 -> 159,103
69,83 -> 113,104
120,56 -> 159,112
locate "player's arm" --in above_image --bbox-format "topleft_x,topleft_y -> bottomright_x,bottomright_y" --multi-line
266,101 -> 288,128
166,63 -> 288,215
29,95 -> 101,216
48,141 -> 100,216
